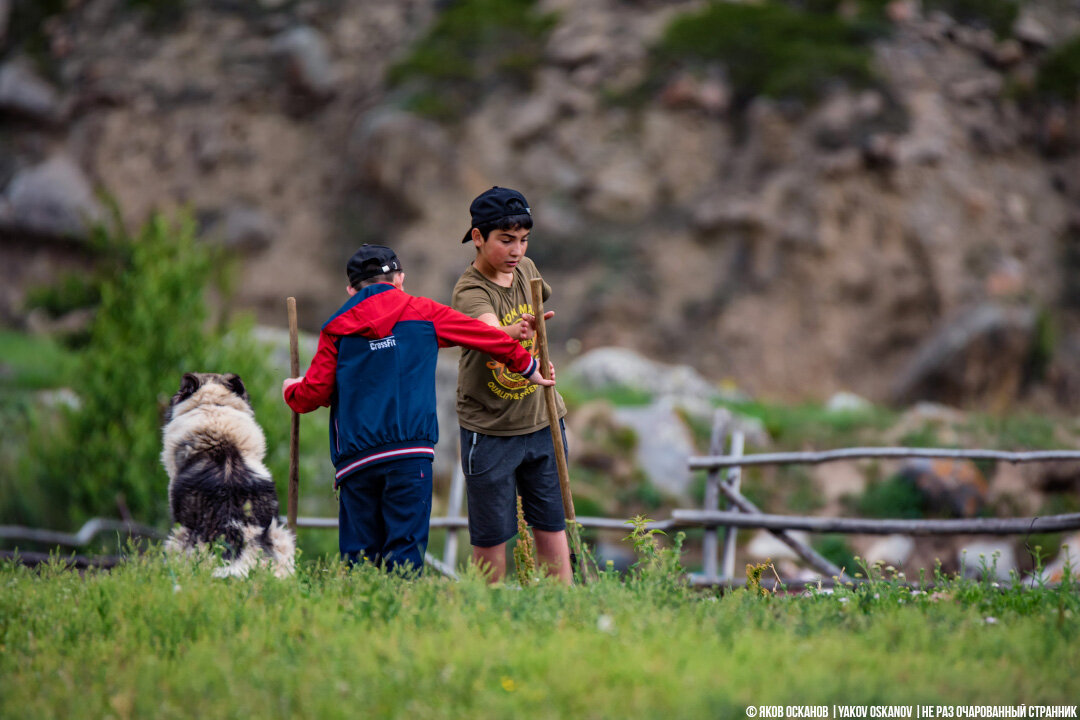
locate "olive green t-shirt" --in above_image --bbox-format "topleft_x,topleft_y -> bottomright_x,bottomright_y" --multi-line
452,256 -> 567,436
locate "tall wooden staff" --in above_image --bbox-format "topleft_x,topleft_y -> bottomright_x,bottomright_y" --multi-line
287,297 -> 300,535
528,278 -> 584,580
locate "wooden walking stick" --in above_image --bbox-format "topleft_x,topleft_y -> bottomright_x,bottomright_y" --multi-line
528,278 -> 585,581
287,297 -> 300,536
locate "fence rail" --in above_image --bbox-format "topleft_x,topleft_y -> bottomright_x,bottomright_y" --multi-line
690,447 -> 1080,470
6,410 -> 1079,585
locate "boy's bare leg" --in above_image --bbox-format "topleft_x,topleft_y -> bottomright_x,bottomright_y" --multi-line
472,543 -> 507,583
534,529 -> 572,585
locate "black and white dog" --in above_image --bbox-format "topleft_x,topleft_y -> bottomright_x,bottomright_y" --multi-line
161,372 -> 295,578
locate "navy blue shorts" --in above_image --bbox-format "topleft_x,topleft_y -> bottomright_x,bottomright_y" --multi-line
338,456 -> 432,574
459,421 -> 567,548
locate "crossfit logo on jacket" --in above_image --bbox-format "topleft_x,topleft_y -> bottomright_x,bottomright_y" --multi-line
369,336 -> 397,351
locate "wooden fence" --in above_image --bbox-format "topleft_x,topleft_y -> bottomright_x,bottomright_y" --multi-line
5,407 -> 1080,583
289,408 -> 1080,585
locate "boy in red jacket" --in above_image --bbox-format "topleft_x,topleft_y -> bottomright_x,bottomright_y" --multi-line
283,244 -> 552,574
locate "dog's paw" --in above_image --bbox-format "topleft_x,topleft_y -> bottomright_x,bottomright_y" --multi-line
212,563 -> 250,580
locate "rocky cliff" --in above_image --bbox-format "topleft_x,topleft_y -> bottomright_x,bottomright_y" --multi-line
4,0 -> 1080,408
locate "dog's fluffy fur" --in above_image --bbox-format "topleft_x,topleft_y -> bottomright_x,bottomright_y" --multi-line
161,372 -> 295,578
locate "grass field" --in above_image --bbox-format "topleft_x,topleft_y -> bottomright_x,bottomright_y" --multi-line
1,548 -> 1078,719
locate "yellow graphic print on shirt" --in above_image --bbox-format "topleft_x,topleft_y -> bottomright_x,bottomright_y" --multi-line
485,302 -> 540,400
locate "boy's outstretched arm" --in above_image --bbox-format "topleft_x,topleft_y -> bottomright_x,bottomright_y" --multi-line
474,310 -> 554,341
419,298 -> 555,387
282,331 -> 339,413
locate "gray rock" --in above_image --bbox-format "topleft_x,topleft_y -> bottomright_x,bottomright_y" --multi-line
507,94 -> 558,145
585,154 -> 658,220
217,205 -> 275,254
691,197 -> 767,234
611,398 -> 696,498
1013,13 -> 1051,48
959,540 -> 1015,581
864,535 -> 915,567
270,26 -> 336,98
350,108 -> 454,216
0,60 -> 63,124
565,347 -> 721,402
746,529 -> 812,562
3,156 -> 104,240
947,74 -> 1003,104
546,22 -> 611,68
825,392 -> 872,413
891,304 -> 1036,406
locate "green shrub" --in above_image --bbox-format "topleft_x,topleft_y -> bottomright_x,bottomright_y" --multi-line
387,0 -> 557,121
852,474 -> 924,519
923,0 -> 1019,38
653,1 -> 881,105
23,274 -> 100,321
7,212 -> 287,530
812,533 -> 858,574
1036,36 -> 1080,102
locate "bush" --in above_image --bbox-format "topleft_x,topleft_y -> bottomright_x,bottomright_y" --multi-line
9,212 -> 286,530
1036,36 -> 1080,102
387,0 -> 557,121
852,474 -> 924,519
652,1 -> 882,105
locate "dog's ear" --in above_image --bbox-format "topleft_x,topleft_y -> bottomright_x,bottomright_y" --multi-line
171,373 -> 201,406
223,373 -> 249,402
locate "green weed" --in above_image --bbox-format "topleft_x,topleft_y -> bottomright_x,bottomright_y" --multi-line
1,547 -> 1077,717
0,210 -> 325,533
387,0 -> 557,122
651,1 -> 882,106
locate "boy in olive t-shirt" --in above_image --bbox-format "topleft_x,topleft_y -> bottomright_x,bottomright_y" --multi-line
451,186 -> 572,584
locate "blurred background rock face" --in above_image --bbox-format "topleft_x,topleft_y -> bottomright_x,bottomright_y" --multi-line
4,0 -> 1080,411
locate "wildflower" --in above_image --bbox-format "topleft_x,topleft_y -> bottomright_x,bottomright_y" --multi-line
837,597 -> 850,604
984,617 -> 998,625
173,584 -> 182,593
597,614 -> 615,634
501,676 -> 516,692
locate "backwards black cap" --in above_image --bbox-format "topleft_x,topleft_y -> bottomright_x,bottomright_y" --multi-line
347,244 -> 402,286
461,186 -> 531,243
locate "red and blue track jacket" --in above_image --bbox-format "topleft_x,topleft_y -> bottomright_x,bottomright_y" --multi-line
283,283 -> 539,486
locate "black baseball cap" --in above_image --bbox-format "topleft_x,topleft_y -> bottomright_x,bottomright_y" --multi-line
347,244 -> 402,285
461,186 -> 531,243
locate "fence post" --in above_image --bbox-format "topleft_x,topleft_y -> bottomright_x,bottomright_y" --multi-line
720,430 -> 745,581
702,409 -> 730,583
443,458 -> 466,569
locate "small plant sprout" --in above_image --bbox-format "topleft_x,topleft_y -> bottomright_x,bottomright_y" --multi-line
512,495 -> 537,587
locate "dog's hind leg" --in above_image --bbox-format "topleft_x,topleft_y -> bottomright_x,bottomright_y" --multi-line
264,519 -> 297,578
212,522 -> 260,579
165,526 -> 193,555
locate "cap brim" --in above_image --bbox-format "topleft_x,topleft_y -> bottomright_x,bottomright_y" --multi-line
462,228 -> 473,243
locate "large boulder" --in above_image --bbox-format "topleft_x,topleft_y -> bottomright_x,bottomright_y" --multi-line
349,109 -> 455,216
1,156 -> 104,241
890,304 -> 1037,406
611,397 -> 697,499
959,539 -> 1016,581
0,59 -> 63,124
270,26 -> 336,100
897,458 -> 988,518
564,346 -> 721,402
